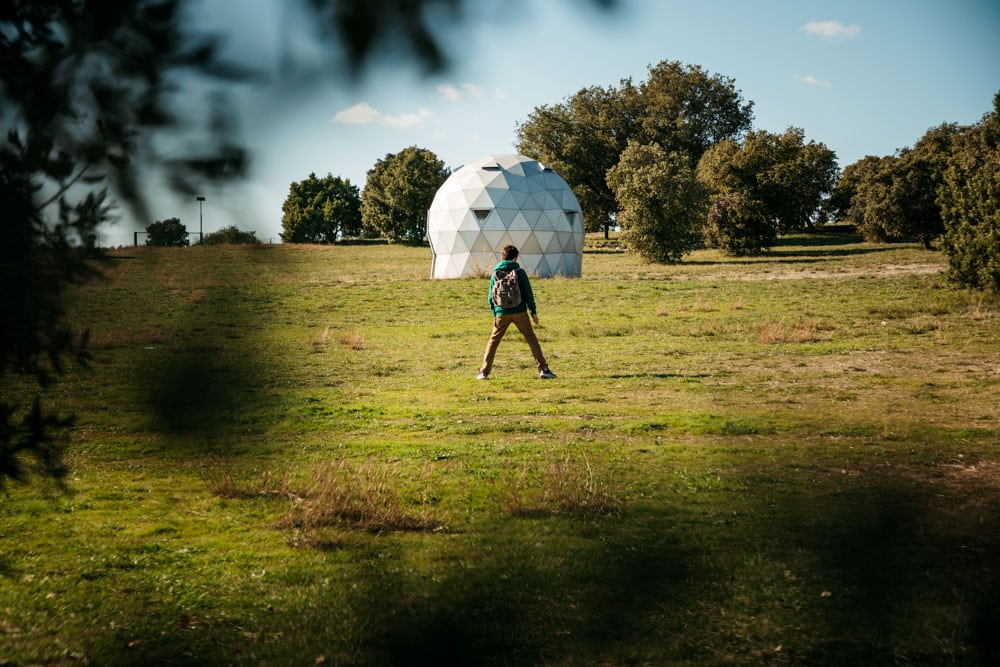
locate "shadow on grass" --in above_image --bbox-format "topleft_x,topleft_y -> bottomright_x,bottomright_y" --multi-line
349,517 -> 694,665
746,473 -> 1000,665
130,250 -> 288,447
76,467 -> 1000,665
345,473 -> 1000,664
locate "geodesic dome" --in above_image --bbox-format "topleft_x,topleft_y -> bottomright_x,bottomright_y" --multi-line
427,154 -> 584,279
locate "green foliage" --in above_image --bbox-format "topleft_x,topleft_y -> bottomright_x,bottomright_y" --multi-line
145,218 -> 189,247
361,146 -> 449,243
200,225 -> 259,245
606,141 -> 707,263
636,61 -> 755,162
826,155 -> 882,224
940,92 -> 1000,291
517,60 -> 753,234
780,121 -> 977,257
697,128 -> 838,255
281,172 -> 362,243
839,124 -> 961,248
702,191 -> 772,255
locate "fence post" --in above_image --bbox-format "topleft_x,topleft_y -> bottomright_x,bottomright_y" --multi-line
134,231 -> 138,246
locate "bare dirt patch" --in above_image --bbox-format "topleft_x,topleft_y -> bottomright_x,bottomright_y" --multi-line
715,263 -> 945,282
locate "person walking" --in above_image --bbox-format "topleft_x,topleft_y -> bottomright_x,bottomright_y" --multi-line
477,245 -> 557,380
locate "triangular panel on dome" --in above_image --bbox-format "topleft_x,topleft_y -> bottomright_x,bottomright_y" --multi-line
467,189 -> 496,209
534,255 -> 553,277
446,252 -> 471,276
519,232 -> 544,255
438,228 -> 461,254
506,211 -> 533,231
518,254 -> 542,275
482,229 -> 512,249
521,192 -> 543,210
483,186 -> 509,205
540,191 -> 562,211
504,161 -> 526,177
494,190 -> 519,210
467,231 -> 492,253
550,254 -> 567,276
546,209 -> 568,230
452,212 -> 471,233
520,208 -> 543,227
556,230 -> 577,253
508,229 -> 532,248
457,229 -> 483,253
508,189 -> 529,208
481,212 -> 508,231
533,212 -> 555,232
445,191 -> 468,211
533,230 -> 556,252
506,174 -> 529,192
457,211 -> 484,232
467,253 -> 494,276
479,171 -> 509,189
562,210 -> 580,229
542,231 -> 563,255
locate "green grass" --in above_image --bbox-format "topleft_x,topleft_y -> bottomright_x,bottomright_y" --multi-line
2,232 -> 999,665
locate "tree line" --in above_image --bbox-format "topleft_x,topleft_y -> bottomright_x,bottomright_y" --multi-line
296,61 -> 998,293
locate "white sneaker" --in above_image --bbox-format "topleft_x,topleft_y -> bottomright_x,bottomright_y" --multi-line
476,372 -> 488,380
539,368 -> 557,379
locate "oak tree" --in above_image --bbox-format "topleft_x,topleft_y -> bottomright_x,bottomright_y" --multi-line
361,147 -> 449,243
281,173 -> 362,243
606,141 -> 706,263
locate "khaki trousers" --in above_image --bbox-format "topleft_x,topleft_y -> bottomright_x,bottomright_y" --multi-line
480,312 -> 548,376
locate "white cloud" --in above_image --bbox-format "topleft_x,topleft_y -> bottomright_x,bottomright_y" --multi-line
331,103 -> 432,128
461,82 -> 485,98
383,108 -> 432,128
802,19 -> 861,40
438,81 -> 497,101
795,74 -> 832,88
437,83 -> 461,101
331,102 -> 381,125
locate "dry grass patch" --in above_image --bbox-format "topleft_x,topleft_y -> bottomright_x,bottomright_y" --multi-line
309,326 -> 332,350
757,318 -> 833,344
337,330 -> 366,350
502,451 -> 624,518
88,327 -> 168,349
203,456 -> 291,499
279,459 -> 444,534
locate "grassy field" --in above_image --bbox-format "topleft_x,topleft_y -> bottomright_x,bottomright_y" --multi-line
2,232 -> 999,665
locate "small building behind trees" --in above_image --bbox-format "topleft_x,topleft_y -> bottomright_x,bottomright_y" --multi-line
426,154 -> 584,279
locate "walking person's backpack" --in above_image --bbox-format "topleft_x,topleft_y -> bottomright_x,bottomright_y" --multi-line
492,268 -> 522,309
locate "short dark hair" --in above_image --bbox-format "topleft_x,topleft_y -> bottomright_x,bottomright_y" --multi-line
501,245 -> 518,260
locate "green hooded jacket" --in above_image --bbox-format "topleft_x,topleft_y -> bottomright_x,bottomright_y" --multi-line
488,260 -> 536,317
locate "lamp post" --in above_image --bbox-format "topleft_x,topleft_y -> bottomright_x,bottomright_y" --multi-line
196,196 -> 205,243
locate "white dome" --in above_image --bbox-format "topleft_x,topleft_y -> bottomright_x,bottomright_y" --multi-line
427,154 -> 584,278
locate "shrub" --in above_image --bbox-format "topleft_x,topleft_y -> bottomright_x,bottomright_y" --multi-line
703,192 -> 774,255
940,92 -> 1000,291
201,225 -> 259,245
146,217 -> 189,246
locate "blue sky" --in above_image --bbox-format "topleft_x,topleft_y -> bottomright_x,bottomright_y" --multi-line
104,0 -> 1000,244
